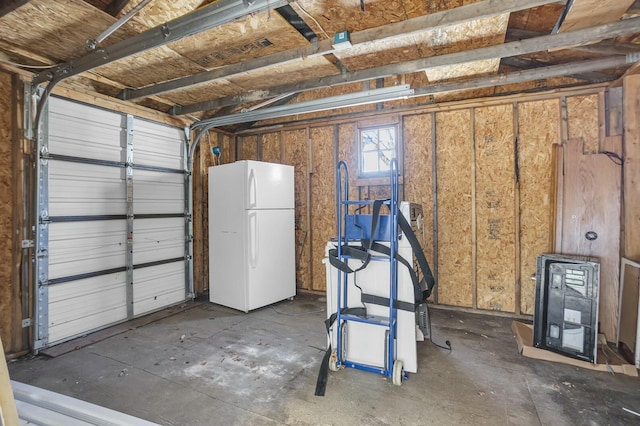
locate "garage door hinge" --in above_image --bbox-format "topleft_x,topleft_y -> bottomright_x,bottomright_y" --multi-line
22,318 -> 32,328
21,240 -> 34,248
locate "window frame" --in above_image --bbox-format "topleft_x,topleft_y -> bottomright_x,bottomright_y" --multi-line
357,123 -> 401,180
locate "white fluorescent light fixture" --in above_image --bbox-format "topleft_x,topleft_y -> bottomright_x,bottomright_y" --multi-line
195,85 -> 414,128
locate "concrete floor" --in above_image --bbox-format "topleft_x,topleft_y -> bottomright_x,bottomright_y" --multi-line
8,293 -> 640,425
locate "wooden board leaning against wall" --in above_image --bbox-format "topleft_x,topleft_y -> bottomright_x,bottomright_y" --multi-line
0,71 -> 15,352
222,87 -> 618,325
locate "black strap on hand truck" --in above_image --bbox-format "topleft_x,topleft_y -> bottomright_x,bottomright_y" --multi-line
315,199 -> 436,396
327,200 -> 436,304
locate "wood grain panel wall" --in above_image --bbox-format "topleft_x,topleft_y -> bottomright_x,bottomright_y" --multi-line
436,110 -> 473,307
261,132 -> 282,163
517,99 -> 558,314
474,105 -> 516,312
239,135 -> 258,160
623,74 -> 640,262
193,131 -> 231,295
567,94 -> 600,153
310,126 -> 335,291
0,71 -> 13,350
212,87 -> 617,318
283,129 -> 311,290
403,114 -> 435,301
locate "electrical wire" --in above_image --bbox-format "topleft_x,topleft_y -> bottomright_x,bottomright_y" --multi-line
426,304 -> 452,352
295,3 -> 330,40
0,59 -> 60,69
601,150 -> 623,166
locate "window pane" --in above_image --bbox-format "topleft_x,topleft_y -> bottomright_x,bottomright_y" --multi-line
362,151 -> 378,173
360,125 -> 397,175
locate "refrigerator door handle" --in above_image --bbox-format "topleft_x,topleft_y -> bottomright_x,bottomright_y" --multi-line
248,167 -> 257,209
249,211 -> 258,268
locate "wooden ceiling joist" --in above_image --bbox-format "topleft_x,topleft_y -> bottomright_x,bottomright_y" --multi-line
173,16 -> 640,115
32,0 -> 292,85
120,0 -> 566,101
501,57 -> 614,82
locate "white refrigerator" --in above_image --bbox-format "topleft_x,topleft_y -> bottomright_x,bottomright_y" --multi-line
208,160 -> 296,312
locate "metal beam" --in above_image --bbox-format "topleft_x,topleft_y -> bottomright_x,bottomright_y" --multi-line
120,0 -> 566,101
32,0 -> 291,85
192,85 -> 415,128
174,17 -> 640,115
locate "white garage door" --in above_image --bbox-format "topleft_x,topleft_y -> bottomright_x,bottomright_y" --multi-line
35,97 -> 189,349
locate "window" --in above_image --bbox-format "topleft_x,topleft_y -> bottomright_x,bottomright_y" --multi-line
359,125 -> 398,176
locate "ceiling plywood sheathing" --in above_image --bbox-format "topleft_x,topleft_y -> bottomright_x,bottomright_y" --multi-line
167,11 -> 310,70
556,0 -> 637,33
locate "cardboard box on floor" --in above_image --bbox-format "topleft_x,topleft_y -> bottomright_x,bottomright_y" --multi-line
511,321 -> 638,377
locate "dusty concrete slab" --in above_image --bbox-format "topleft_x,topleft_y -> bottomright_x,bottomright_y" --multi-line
8,293 -> 640,425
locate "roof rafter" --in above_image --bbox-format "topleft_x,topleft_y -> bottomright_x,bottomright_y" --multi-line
173,16 -> 640,115
120,0 -> 567,101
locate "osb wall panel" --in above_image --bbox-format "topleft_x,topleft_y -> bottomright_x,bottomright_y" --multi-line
567,94 -> 600,154
283,129 -> 311,290
0,72 -> 13,349
518,99 -> 559,314
193,131 -> 231,295
310,126 -> 335,291
239,135 -> 258,160
337,123 -> 358,203
261,132 -> 281,163
474,105 -> 515,312
403,114 -> 435,277
436,110 -> 473,307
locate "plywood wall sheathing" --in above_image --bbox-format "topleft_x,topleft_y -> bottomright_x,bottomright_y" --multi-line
436,110 -> 473,307
239,135 -> 258,160
283,129 -> 311,290
0,71 -> 13,350
623,74 -> 640,262
261,132 -> 282,163
567,94 -> 600,153
310,126 -> 335,291
403,114 -> 435,275
559,138 -> 621,340
517,99 -> 559,314
337,123 -> 358,205
474,105 -> 516,312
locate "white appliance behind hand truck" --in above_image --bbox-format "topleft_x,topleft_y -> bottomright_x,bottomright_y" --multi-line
317,159 -> 435,392
324,201 -> 428,374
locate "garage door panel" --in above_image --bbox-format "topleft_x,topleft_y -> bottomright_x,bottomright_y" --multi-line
48,221 -> 127,279
133,263 -> 185,316
48,273 -> 128,344
40,98 -> 188,349
134,170 -> 184,214
49,98 -> 125,162
134,218 -> 184,264
49,161 -> 126,216
133,119 -> 184,169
